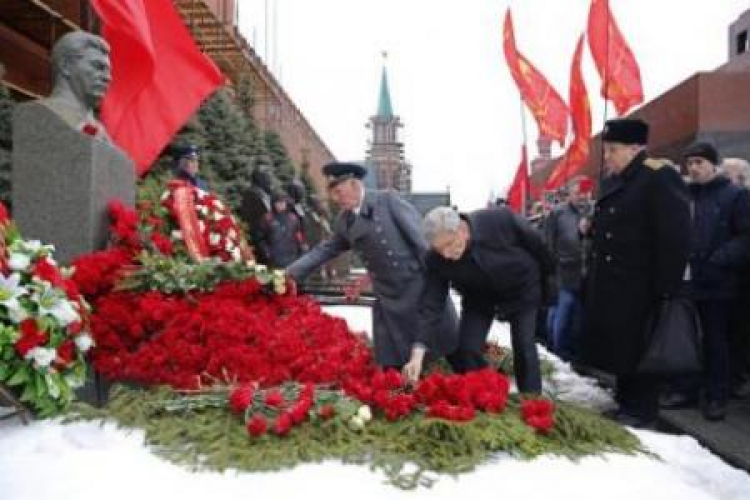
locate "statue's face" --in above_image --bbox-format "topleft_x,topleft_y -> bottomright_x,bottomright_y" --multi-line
65,45 -> 111,109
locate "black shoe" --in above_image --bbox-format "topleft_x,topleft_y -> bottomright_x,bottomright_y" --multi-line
731,381 -> 750,400
659,392 -> 697,409
608,411 -> 657,430
702,400 -> 727,421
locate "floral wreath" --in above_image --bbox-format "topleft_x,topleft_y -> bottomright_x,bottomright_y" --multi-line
0,204 -> 93,416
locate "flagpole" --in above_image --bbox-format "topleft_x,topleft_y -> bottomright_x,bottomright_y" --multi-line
598,0 -> 612,192
519,96 -> 529,217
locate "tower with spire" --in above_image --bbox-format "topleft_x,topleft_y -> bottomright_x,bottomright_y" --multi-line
365,54 -> 412,193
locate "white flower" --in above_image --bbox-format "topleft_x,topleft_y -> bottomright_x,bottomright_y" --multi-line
7,253 -> 31,271
255,264 -> 267,273
357,405 -> 372,422
198,206 -> 209,217
231,247 -> 242,261
26,347 -> 56,368
348,415 -> 365,431
8,306 -> 29,324
195,190 -> 207,201
209,233 -> 221,246
160,192 -> 170,201
198,220 -> 206,232
171,230 -> 183,240
0,272 -> 26,316
34,287 -> 79,326
212,211 -> 223,221
228,229 -> 237,240
214,200 -> 225,211
75,334 -> 94,352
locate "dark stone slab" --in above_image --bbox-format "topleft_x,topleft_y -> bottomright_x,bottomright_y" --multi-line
11,101 -> 135,265
660,398 -> 750,472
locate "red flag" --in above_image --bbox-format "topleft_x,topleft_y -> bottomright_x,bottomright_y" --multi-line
507,145 -> 530,214
587,0 -> 643,115
93,0 -> 225,174
503,10 -> 570,145
546,35 -> 592,190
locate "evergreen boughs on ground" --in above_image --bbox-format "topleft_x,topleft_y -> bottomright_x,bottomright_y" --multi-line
69,385 -> 645,490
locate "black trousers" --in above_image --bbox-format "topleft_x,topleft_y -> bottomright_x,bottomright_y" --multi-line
616,374 -> 660,420
447,303 -> 542,394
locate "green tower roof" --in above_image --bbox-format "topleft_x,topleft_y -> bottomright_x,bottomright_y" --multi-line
377,66 -> 394,118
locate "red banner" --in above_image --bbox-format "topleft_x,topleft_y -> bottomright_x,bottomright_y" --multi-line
587,0 -> 643,115
507,145 -> 530,214
546,35 -> 592,190
503,9 -> 570,145
93,0 -> 225,174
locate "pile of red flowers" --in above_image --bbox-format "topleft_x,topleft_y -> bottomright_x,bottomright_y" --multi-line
73,198 -> 557,432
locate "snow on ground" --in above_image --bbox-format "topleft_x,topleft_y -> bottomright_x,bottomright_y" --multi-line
1,304 -> 750,500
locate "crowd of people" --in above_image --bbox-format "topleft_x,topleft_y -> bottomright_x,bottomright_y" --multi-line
534,122 -> 750,426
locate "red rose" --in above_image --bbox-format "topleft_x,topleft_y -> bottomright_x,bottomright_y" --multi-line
318,404 -> 336,420
264,390 -> 285,408
246,415 -> 267,436
229,385 -> 255,414
273,413 -> 293,436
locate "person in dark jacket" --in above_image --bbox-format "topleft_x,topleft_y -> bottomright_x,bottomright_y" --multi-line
173,145 -> 209,191
581,119 -> 691,428
545,178 -> 588,361
403,206 -> 555,394
680,143 -> 750,419
257,192 -> 308,268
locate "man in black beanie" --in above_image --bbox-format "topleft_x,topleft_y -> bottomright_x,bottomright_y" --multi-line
664,141 -> 750,420
580,118 -> 692,428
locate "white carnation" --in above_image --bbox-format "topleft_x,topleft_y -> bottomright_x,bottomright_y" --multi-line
26,347 -> 56,368
8,253 -> 31,271
75,334 -> 94,352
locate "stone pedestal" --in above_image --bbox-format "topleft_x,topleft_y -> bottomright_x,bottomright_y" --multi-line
11,101 -> 135,265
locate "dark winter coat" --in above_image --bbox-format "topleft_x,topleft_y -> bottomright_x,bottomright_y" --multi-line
545,202 -> 585,291
687,175 -> 750,301
582,153 -> 691,375
421,207 -> 554,347
287,189 -> 459,367
257,210 -> 306,268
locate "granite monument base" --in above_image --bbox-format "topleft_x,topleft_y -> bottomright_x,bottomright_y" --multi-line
12,101 -> 136,265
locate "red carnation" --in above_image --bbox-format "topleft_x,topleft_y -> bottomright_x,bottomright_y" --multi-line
81,123 -> 99,136
265,390 -> 285,408
15,319 -> 49,357
526,414 -> 555,434
56,340 -> 76,366
33,257 -> 65,288
318,404 -> 336,420
273,413 -> 293,436
246,415 -> 267,437
229,385 -> 255,414
150,233 -> 174,255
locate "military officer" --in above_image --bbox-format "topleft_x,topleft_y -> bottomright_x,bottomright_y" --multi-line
286,162 -> 458,369
581,118 -> 691,428
173,144 -> 208,191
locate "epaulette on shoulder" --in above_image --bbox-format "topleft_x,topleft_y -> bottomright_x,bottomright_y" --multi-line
644,157 -> 676,170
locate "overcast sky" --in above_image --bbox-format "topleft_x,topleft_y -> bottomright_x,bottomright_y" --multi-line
237,0 -> 749,210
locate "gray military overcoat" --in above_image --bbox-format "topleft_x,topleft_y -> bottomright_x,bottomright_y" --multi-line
287,189 -> 458,367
